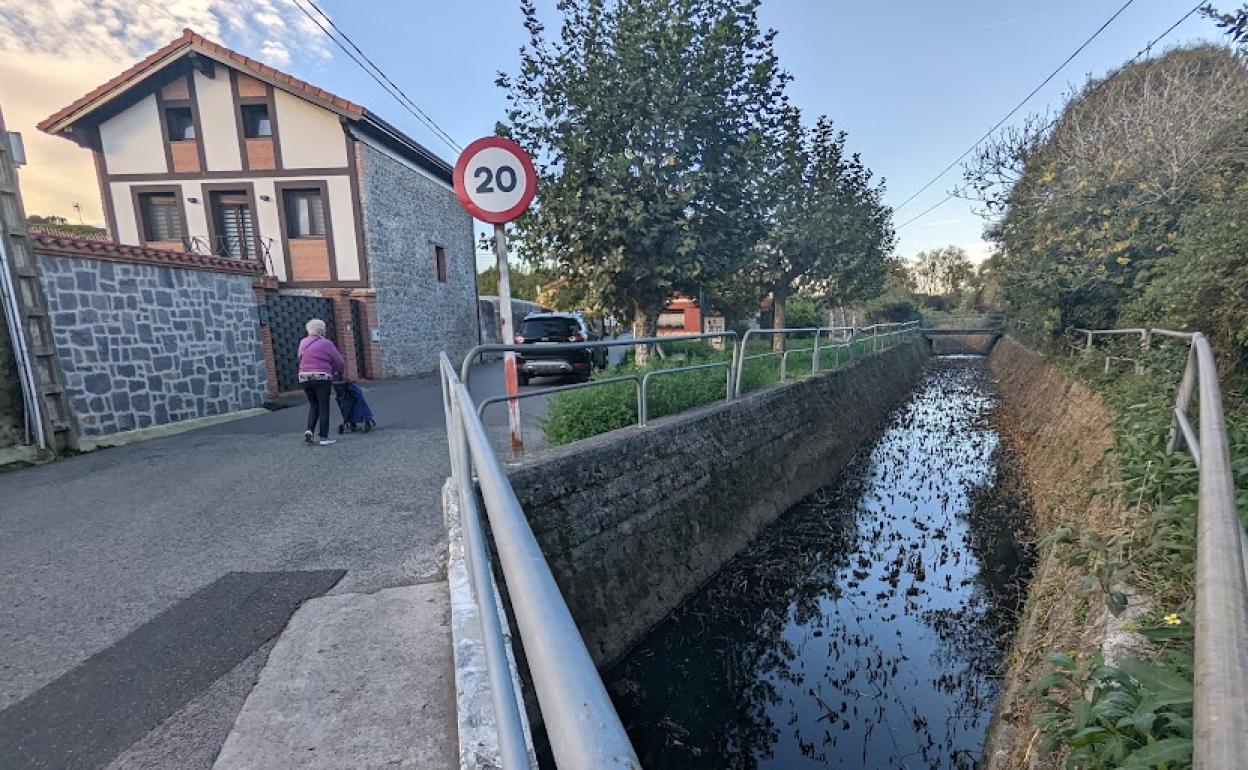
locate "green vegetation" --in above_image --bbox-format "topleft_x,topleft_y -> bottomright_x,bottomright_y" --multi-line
542,333 -> 904,445
961,45 -> 1248,372
1030,341 -> 1248,767
496,1 -> 897,361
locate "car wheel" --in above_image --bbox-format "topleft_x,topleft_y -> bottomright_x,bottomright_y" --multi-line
517,372 -> 529,387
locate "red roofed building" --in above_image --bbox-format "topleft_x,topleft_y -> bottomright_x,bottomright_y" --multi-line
38,29 -> 480,382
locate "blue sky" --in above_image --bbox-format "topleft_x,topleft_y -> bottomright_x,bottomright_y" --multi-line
291,0 -> 1221,269
2,0 -> 1224,270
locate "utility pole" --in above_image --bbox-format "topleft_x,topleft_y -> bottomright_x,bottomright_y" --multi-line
493,223 -> 523,457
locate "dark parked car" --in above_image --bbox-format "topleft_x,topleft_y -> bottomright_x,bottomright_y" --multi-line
513,312 -> 607,385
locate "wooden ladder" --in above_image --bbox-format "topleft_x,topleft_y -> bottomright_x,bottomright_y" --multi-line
0,106 -> 77,452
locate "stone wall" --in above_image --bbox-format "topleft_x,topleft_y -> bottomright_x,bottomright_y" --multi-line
37,254 -> 267,438
506,339 -> 930,668
980,336 -> 1124,769
358,142 -> 479,376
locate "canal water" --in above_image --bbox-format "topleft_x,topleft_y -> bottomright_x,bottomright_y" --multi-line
605,358 -> 1034,769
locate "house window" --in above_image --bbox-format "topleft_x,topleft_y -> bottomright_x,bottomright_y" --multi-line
138,192 -> 184,243
241,104 -> 272,138
165,107 -> 195,140
282,188 -> 326,238
434,245 -> 448,283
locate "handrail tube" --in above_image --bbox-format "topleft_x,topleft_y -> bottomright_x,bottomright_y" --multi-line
733,322 -> 920,397
779,346 -> 819,382
1191,335 -> 1248,768
450,373 -> 642,769
734,326 -> 860,398
1072,329 -> 1248,765
640,361 -> 732,425
460,331 -> 739,386
447,376 -> 531,769
476,375 -> 642,422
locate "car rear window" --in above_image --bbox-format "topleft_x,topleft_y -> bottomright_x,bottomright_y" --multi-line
520,317 -> 579,339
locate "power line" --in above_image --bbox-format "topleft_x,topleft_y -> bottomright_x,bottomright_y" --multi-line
299,0 -> 462,152
896,195 -> 955,231
895,0 -> 1206,232
893,0 -> 1138,214
287,0 -> 462,154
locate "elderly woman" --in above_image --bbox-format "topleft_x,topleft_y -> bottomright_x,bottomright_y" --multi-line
298,319 -> 345,445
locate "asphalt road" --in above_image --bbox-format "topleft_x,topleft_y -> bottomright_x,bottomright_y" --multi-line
0,359 -> 557,768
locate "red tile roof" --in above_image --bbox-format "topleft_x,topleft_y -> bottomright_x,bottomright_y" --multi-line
32,233 -> 264,276
38,29 -> 364,133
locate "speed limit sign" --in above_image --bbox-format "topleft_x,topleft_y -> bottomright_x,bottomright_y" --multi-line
453,136 -> 537,224
454,136 -> 539,458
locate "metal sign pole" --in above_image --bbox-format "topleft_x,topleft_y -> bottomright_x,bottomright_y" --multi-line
493,223 -> 524,457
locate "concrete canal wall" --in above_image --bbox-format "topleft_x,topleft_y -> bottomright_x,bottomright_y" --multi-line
507,339 -> 929,668
981,336 -> 1127,769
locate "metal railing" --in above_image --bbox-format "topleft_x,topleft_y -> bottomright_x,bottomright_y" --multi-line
438,322 -> 928,764
465,324 -> 921,447
1075,327 -> 1248,767
463,332 -> 738,445
440,353 -> 641,769
732,321 -> 921,398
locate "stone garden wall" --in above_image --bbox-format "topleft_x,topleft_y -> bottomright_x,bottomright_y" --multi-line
32,235 -> 267,440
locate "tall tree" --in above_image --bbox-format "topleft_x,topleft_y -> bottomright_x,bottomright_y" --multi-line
911,245 -> 973,299
498,0 -> 789,364
757,116 -> 895,348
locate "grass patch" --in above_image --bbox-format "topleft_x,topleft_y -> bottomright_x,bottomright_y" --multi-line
541,332 -> 914,446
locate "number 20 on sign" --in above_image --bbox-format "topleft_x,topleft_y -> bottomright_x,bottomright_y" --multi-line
454,136 -> 538,456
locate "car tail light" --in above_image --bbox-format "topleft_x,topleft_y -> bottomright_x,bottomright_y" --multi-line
513,334 -> 525,344
569,333 -> 585,342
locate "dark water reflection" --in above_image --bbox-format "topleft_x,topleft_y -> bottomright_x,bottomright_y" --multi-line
605,359 -> 1033,769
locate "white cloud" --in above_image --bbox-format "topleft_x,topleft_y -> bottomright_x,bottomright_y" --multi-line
0,0 -> 333,221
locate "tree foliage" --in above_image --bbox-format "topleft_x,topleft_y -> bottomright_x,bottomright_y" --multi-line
498,0 -> 789,361
910,245 -> 973,298
961,45 -> 1248,368
753,115 -> 896,346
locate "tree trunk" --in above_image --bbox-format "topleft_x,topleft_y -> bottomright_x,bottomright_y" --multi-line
771,282 -> 788,352
632,306 -> 659,367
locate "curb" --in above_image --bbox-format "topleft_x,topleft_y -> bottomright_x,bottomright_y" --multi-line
442,478 -> 537,770
76,408 -> 270,452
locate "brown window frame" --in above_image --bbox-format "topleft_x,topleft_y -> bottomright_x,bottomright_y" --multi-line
134,188 -> 186,245
434,244 -> 448,283
240,103 -> 272,139
282,188 -> 327,239
164,106 -> 195,141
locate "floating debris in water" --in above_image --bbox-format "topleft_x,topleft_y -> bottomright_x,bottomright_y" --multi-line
603,360 -> 1036,770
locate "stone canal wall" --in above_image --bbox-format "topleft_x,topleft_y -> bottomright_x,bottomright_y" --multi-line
507,339 -> 929,668
981,336 -> 1125,769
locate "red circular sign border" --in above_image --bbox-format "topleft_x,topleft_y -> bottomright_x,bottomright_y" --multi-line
453,136 -> 538,224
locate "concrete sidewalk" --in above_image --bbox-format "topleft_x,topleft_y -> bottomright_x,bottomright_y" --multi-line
0,361 -> 548,768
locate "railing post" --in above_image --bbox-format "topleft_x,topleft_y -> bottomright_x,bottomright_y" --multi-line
1167,342 -> 1198,454
779,348 -> 788,382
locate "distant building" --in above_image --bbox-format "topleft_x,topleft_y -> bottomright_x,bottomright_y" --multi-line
657,293 -> 703,336
38,28 -> 478,379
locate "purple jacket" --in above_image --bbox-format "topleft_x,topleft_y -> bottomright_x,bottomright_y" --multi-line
298,335 -> 345,376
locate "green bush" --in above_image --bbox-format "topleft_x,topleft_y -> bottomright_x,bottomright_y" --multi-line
1033,342 -> 1248,767
542,332 -> 912,445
